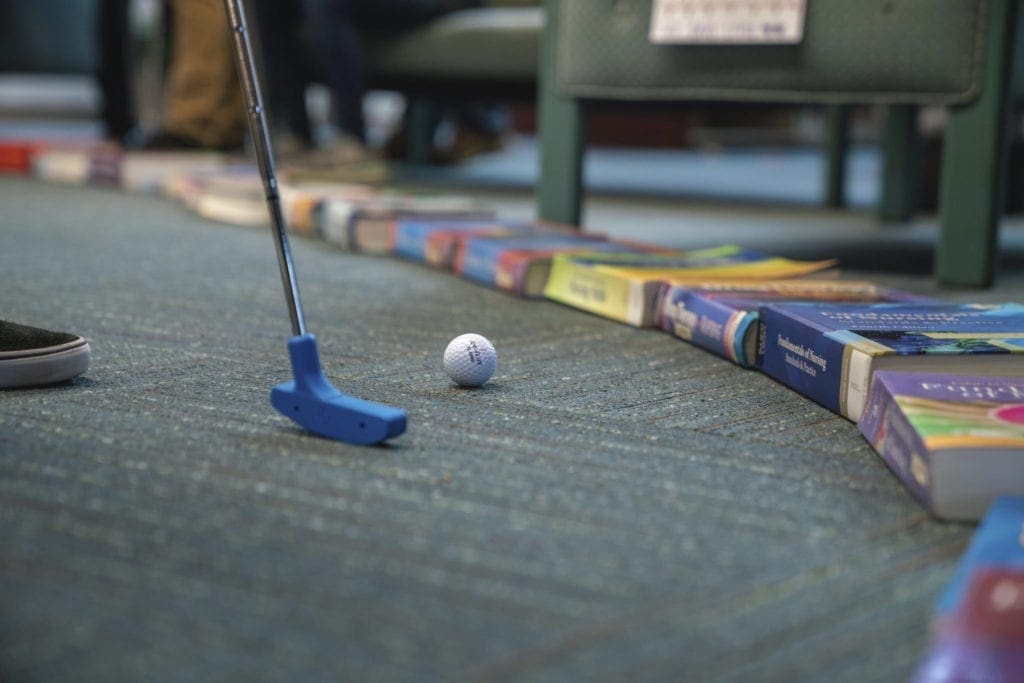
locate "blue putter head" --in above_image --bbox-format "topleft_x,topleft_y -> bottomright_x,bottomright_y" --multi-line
270,334 -> 406,445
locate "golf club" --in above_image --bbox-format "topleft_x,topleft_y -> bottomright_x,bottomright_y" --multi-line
223,0 -> 406,445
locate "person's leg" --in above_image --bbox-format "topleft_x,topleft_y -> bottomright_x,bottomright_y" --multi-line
97,0 -> 136,142
159,0 -> 247,150
302,0 -> 368,143
249,0 -> 314,147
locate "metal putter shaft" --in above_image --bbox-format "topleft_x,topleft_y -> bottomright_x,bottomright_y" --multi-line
223,0 -> 406,445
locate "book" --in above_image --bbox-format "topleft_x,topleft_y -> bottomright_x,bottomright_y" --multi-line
423,222 -> 537,269
391,218 -> 531,265
657,280 -> 930,367
189,166 -> 268,227
455,231 -> 615,295
0,139 -> 49,174
120,150 -> 226,193
858,373 -> 1024,520
936,496 -> 1024,614
914,567 -> 1024,681
319,194 -> 493,253
757,302 -> 1024,422
31,145 -> 94,185
544,246 -> 837,327
278,182 -> 377,237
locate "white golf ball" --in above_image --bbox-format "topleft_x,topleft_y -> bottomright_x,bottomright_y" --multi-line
443,333 -> 496,387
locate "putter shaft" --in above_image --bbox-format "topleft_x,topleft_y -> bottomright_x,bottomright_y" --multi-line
223,0 -> 306,337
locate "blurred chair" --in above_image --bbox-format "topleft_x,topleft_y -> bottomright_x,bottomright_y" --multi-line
366,0 -> 541,163
537,0 -> 1019,287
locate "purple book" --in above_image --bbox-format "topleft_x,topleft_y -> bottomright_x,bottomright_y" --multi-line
859,373 -> 1024,520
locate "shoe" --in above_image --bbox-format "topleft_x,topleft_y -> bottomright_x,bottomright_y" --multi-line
432,127 -> 506,165
0,320 -> 91,389
279,135 -> 391,184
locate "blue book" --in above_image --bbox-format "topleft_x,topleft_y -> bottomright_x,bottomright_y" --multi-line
392,218 -> 530,263
456,232 -> 611,295
657,280 -> 929,367
937,496 -> 1024,614
756,303 -> 1024,421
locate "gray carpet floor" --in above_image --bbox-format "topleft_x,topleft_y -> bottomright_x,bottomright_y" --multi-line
0,175 -> 1017,682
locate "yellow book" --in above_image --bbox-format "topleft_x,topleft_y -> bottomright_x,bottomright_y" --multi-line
543,246 -> 836,327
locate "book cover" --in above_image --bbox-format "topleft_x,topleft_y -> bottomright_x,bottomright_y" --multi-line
278,182 -> 377,237
0,139 -> 49,174
544,246 -> 836,327
31,145 -> 95,185
391,218 -> 531,265
424,222 -> 537,269
914,568 -> 1024,681
657,280 -> 931,367
318,195 -> 493,253
120,150 -> 226,193
858,372 -> 1024,520
936,496 -> 1024,615
455,232 -> 610,292
494,239 -> 669,298
757,303 -> 1024,421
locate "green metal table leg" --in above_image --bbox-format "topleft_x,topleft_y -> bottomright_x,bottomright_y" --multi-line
823,105 -> 849,208
936,0 -> 1018,287
537,0 -> 584,227
878,105 -> 920,223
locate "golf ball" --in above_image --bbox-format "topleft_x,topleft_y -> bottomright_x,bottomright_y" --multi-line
443,333 -> 496,387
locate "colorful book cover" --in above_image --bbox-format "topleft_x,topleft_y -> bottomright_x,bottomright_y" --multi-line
544,246 -> 836,327
914,567 -> 1024,682
425,223 -> 541,269
936,497 -> 1024,615
0,139 -> 50,174
391,218 -> 532,265
455,232 -> 610,292
657,280 -> 930,367
757,303 -> 1024,421
319,196 -> 493,253
120,150 -> 226,193
858,372 -> 1024,520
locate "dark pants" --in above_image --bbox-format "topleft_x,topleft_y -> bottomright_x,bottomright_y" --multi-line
252,0 -> 479,143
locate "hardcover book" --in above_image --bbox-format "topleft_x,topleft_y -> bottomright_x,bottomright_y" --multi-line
858,372 -> 1024,520
278,182 -> 377,237
318,194 -> 493,253
914,567 -> 1024,682
0,139 -> 49,174
757,303 -> 1024,421
936,496 -> 1024,614
120,150 -> 226,193
391,218 -> 532,265
455,232 -> 611,295
423,222 -> 537,269
657,280 -> 930,367
544,246 -> 837,327
31,145 -> 95,185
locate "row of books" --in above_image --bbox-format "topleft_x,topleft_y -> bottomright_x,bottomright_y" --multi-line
912,496 -> 1024,681
9,141 -> 1024,522
8,140 -> 1023,678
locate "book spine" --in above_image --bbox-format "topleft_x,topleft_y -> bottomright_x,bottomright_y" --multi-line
458,244 -> 498,286
392,226 -> 425,261
659,288 -> 756,366
859,378 -> 935,511
543,261 -> 636,324
320,203 -> 356,250
757,306 -> 849,416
